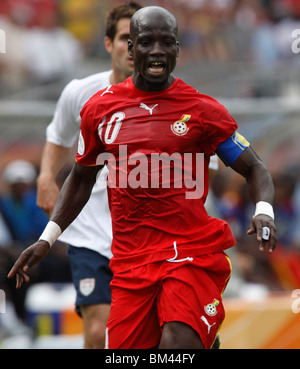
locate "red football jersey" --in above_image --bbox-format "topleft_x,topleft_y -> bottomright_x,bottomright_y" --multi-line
77,77 -> 238,273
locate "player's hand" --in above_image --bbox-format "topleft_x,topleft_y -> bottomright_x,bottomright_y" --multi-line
37,175 -> 60,217
247,214 -> 277,254
7,241 -> 50,288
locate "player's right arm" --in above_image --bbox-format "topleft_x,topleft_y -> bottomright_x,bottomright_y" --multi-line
37,80 -> 81,216
8,161 -> 103,288
37,142 -> 71,217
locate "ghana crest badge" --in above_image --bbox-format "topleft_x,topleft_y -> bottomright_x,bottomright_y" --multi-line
171,114 -> 191,136
204,299 -> 220,316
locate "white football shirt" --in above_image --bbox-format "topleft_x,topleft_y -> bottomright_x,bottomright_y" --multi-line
46,71 -> 113,259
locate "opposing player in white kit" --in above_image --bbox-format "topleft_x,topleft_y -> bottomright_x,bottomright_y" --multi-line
36,2 -> 142,349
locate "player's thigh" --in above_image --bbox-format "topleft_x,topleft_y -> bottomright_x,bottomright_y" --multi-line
157,252 -> 231,349
160,321 -> 204,349
106,265 -> 162,349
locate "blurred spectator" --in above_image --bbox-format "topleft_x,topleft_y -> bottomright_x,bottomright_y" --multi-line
251,9 -> 280,64
1,0 -> 300,96
210,170 -> 282,292
0,160 -> 46,321
0,0 -> 31,90
268,169 -> 300,290
273,171 -> 298,247
59,0 -> 106,54
252,0 -> 300,64
209,166 -> 300,292
209,171 -> 253,242
291,166 -> 300,248
0,160 -> 71,322
0,0 -> 82,91
25,3 -> 82,84
0,160 -> 48,245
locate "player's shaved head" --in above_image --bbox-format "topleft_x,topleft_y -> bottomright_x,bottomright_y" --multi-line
128,6 -> 179,91
130,6 -> 178,40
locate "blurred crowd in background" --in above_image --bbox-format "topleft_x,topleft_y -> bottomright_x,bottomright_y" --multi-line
0,0 -> 300,93
1,0 -> 300,337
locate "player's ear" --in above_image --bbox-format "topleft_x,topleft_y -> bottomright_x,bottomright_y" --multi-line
128,39 -> 133,56
104,36 -> 113,54
176,41 -> 180,57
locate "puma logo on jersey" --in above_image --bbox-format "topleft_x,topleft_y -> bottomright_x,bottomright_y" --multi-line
201,316 -> 216,335
139,103 -> 158,115
101,86 -> 114,96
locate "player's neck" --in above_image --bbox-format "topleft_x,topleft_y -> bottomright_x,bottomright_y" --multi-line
132,73 -> 175,92
110,70 -> 131,85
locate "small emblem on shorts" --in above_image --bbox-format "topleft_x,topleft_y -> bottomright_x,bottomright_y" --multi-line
171,114 -> 191,136
80,278 -> 95,296
204,299 -> 219,316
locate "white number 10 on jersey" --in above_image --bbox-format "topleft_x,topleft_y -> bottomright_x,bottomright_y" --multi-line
98,112 -> 125,144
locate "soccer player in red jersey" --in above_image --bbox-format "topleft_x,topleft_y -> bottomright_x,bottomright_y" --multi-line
8,6 -> 277,349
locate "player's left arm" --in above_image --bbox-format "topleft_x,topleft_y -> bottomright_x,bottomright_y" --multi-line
216,133 -> 277,253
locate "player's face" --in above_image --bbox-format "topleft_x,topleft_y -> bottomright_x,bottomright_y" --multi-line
129,15 -> 179,90
105,18 -> 133,82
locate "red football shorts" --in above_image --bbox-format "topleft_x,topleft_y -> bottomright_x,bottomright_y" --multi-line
105,251 -> 232,349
